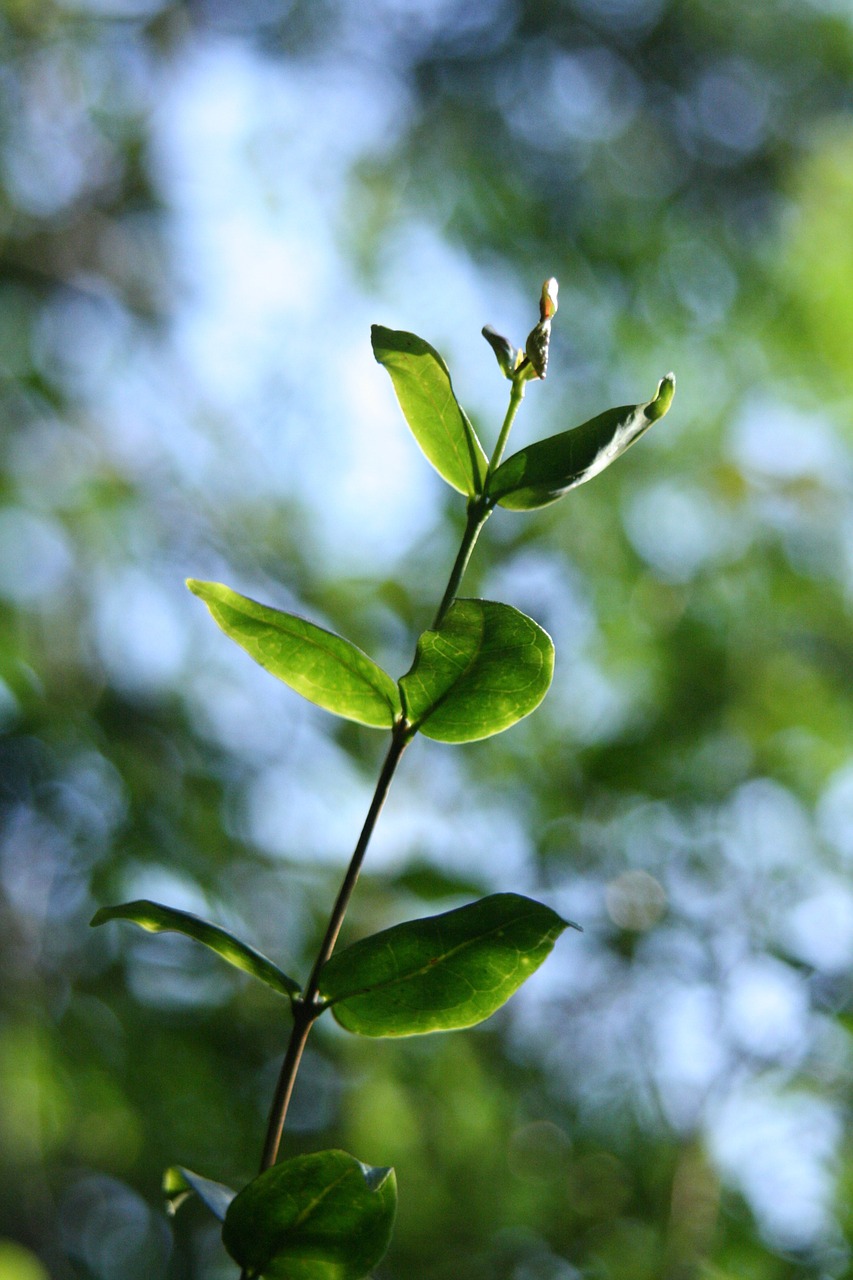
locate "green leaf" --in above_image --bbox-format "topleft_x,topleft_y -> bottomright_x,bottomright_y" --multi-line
222,1149 -> 397,1280
164,1166 -> 236,1222
487,373 -> 676,510
319,893 -> 574,1037
187,580 -> 401,729
90,899 -> 300,999
371,325 -> 488,496
399,598 -> 553,742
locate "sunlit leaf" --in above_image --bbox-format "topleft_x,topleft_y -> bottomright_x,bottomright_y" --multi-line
487,373 -> 676,510
222,1149 -> 396,1280
90,899 -> 300,998
399,598 -> 553,742
371,325 -> 488,496
319,893 -> 575,1036
164,1166 -> 236,1222
187,580 -> 401,729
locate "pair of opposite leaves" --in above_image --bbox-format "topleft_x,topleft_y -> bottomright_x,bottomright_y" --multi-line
187,327 -> 675,744
149,886 -> 574,1279
98,888 -> 576,1279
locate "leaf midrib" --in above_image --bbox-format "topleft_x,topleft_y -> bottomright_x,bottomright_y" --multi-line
218,600 -> 398,718
404,614 -> 540,730
403,355 -> 476,489
325,907 -> 555,1007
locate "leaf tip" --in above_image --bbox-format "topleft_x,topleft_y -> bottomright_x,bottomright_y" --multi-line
364,1164 -> 396,1193
370,323 -> 390,360
89,907 -> 110,928
553,908 -> 582,935
647,372 -> 676,422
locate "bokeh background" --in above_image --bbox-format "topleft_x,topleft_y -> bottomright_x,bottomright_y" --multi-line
3,0 -> 853,1276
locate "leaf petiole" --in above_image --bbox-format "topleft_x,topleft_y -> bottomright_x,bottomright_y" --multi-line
489,374 -> 527,475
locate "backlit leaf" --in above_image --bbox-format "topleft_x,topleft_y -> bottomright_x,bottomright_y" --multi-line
319,893 -> 574,1036
187,580 -> 401,729
90,899 -> 300,998
371,325 -> 488,496
399,598 -> 553,742
487,373 -> 676,510
222,1149 -> 396,1280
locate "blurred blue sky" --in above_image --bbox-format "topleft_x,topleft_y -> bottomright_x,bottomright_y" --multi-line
5,2 -> 853,1274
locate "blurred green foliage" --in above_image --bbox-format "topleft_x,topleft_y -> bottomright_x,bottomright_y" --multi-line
3,1 -> 853,1278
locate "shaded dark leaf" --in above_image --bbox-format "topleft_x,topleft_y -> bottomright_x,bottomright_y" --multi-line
90,899 -> 300,998
222,1149 -> 396,1280
487,374 -> 676,509
319,893 -> 575,1036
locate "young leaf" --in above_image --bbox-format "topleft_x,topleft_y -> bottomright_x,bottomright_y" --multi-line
164,1166 -> 236,1222
319,893 -> 574,1037
222,1149 -> 397,1280
90,899 -> 300,999
399,598 -> 554,742
187,580 -> 401,729
487,373 -> 676,510
482,325 -> 522,379
371,325 -> 488,497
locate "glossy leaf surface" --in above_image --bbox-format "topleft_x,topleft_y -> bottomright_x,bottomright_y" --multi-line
487,373 -> 676,510
187,580 -> 401,729
399,598 -> 553,742
90,899 -> 300,998
222,1149 -> 396,1280
371,325 -> 488,496
319,893 -> 573,1036
164,1166 -> 236,1222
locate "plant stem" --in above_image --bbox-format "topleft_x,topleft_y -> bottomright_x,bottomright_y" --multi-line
431,376 -> 525,631
253,373 -> 528,1184
257,723 -> 411,1173
431,501 -> 489,630
490,376 -> 526,473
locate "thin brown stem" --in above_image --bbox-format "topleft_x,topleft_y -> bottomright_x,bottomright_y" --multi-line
302,724 -> 412,1004
257,724 -> 411,1173
257,1004 -> 314,1173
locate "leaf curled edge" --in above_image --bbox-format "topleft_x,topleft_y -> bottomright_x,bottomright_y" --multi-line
90,899 -> 300,998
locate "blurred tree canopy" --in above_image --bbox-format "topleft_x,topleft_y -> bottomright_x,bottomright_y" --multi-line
3,1 -> 853,1277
